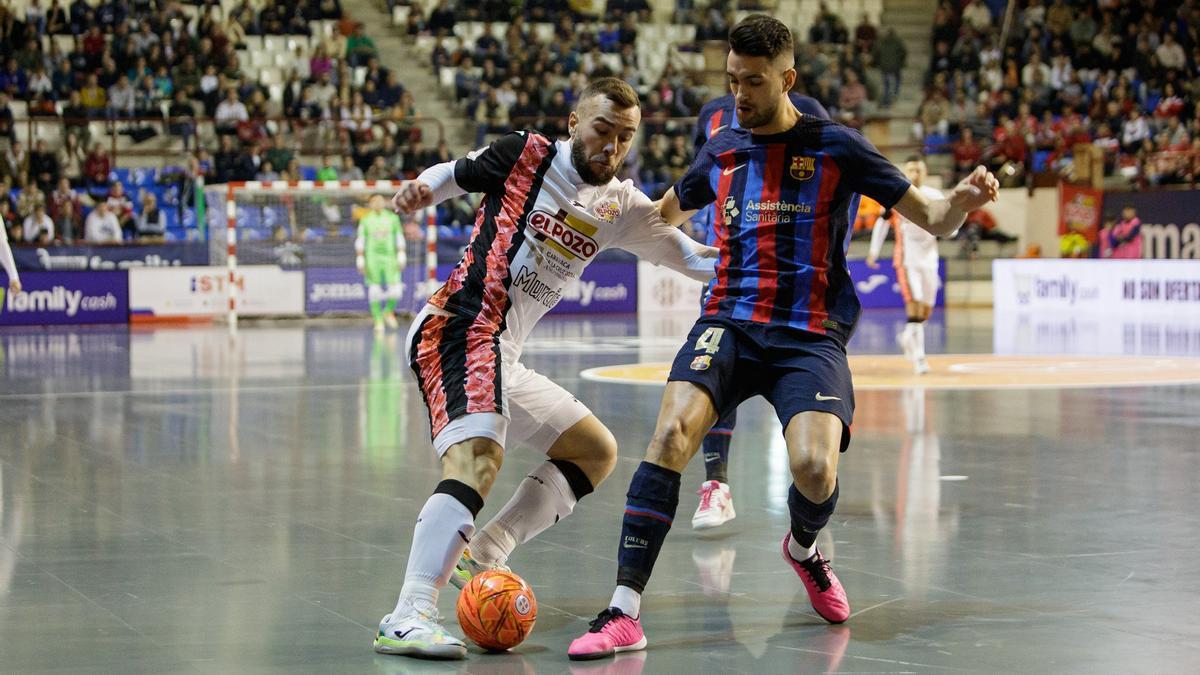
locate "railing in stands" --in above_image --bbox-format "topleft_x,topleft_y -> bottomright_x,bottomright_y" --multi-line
9,115 -> 448,165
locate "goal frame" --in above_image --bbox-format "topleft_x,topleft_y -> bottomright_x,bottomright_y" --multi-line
220,180 -> 438,328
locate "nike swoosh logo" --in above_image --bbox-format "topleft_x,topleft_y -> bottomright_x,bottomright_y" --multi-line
711,124 -> 728,135
815,392 -> 842,401
722,164 -> 746,176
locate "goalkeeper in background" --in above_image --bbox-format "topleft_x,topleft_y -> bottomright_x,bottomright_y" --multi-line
356,194 -> 407,333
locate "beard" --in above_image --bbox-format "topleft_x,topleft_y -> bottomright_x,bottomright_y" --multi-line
735,104 -> 773,130
571,136 -> 618,186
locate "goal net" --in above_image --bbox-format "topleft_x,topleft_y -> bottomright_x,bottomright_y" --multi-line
206,180 -> 438,325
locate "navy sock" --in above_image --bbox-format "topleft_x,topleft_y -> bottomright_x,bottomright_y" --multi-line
702,409 -> 735,484
616,461 -> 681,593
788,481 -> 839,549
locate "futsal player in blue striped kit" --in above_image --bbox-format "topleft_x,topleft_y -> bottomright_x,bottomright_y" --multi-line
569,15 -> 998,660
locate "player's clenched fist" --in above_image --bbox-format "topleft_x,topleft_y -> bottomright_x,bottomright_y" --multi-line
392,181 -> 433,215
950,165 -> 1001,212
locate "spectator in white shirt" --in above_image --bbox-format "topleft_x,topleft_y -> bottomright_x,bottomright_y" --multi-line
1021,54 -> 1052,88
215,89 -> 248,134
1121,110 -> 1151,152
107,75 -> 136,120
1156,33 -> 1186,71
85,201 -> 122,242
962,0 -> 992,32
23,204 -> 54,244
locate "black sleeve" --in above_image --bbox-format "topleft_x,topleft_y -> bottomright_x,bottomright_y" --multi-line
452,131 -> 534,194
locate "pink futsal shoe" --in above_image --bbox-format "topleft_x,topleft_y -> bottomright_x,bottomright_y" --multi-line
692,480 -> 736,530
781,533 -> 850,624
567,608 -> 647,661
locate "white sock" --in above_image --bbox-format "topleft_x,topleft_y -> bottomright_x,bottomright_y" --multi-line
912,321 -> 926,360
472,460 -> 578,565
787,535 -> 817,562
393,493 -> 476,616
610,585 -> 642,618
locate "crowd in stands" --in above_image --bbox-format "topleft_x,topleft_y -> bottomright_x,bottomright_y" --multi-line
0,0 -> 459,244
400,0 -> 898,202
917,0 -> 1200,186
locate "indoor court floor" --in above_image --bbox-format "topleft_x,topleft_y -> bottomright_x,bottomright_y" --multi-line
2,309 -> 1199,673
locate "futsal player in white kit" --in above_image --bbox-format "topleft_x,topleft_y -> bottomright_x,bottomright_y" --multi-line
374,78 -> 718,660
867,157 -> 946,374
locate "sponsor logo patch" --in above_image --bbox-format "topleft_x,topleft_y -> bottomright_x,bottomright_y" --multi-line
593,200 -> 621,223
528,209 -> 599,261
722,197 -> 740,222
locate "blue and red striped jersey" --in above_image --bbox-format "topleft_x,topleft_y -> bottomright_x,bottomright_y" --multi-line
675,117 -> 911,343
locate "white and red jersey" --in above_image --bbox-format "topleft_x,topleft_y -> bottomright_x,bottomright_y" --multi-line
420,131 -> 714,361
868,185 -> 943,270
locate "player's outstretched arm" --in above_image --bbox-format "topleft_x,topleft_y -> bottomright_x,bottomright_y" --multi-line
619,191 -> 718,283
894,166 -> 999,237
658,187 -> 701,228
393,132 -> 540,216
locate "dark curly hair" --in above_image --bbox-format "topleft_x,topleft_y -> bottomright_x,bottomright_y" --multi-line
729,14 -> 794,60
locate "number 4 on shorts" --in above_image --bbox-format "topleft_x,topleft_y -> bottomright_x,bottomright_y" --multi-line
695,327 -> 725,354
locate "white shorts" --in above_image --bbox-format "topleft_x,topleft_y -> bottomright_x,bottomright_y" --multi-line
897,266 -> 939,306
407,305 -> 592,457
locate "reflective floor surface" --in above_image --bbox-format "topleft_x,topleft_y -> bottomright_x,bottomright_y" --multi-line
2,309 -> 1199,673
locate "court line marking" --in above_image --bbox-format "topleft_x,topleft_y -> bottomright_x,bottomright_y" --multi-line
773,644 -> 967,671
581,354 -> 1200,391
848,595 -> 905,619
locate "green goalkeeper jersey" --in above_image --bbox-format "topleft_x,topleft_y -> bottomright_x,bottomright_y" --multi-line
358,210 -> 404,268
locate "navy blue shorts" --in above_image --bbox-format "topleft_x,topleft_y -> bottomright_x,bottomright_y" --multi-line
668,316 -> 854,452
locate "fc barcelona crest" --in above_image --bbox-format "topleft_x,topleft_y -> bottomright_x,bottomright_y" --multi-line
690,355 -> 712,371
790,156 -> 816,181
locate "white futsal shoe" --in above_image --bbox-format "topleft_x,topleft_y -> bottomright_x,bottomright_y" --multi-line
692,480 -> 736,530
373,609 -> 467,659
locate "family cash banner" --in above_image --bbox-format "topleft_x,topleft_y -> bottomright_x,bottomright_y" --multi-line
0,271 -> 129,326
993,259 -> 1200,312
12,243 -> 210,270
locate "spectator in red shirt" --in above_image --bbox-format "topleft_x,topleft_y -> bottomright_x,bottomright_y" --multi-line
1154,82 -> 1184,119
952,127 -> 983,181
83,142 -> 110,191
992,118 -> 1027,172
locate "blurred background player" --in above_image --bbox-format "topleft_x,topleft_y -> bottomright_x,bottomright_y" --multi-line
866,157 -> 945,374
687,90 -> 831,531
1,220 -> 18,296
355,194 -> 406,333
